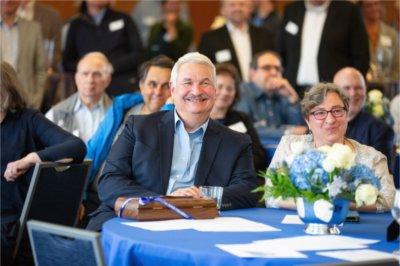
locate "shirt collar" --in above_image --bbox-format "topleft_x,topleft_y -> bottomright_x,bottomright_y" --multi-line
174,109 -> 209,137
91,8 -> 106,25
305,0 -> 331,12
74,94 -> 105,113
226,21 -> 249,34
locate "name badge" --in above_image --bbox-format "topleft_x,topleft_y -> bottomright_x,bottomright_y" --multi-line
285,21 -> 298,36
109,19 -> 124,32
215,49 -> 232,63
380,35 -> 392,47
228,121 -> 247,133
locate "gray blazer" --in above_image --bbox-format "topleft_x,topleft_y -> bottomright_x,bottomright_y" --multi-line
47,92 -> 113,136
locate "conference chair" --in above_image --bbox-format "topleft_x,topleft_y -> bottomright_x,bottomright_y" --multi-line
27,220 -> 104,266
13,161 -> 91,264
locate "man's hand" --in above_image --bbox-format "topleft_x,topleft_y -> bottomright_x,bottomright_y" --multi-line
170,186 -> 202,198
4,152 -> 41,181
265,77 -> 299,103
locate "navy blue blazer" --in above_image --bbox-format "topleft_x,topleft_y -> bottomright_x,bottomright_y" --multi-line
346,111 -> 394,166
87,111 -> 258,231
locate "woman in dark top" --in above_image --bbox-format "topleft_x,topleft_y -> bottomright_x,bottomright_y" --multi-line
210,63 -> 267,173
1,61 -> 86,265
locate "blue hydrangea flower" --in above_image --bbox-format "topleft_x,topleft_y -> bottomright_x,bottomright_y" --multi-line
348,164 -> 381,190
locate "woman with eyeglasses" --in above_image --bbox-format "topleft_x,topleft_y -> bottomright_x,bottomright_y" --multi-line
266,83 -> 395,212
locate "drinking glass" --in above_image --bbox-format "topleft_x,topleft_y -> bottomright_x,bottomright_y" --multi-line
200,186 -> 223,209
391,189 -> 400,256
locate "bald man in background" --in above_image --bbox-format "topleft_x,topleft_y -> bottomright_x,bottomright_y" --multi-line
334,67 -> 394,166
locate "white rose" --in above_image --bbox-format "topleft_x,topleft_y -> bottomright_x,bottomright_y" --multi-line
368,90 -> 383,104
291,142 -> 305,155
328,144 -> 356,169
355,184 -> 379,207
322,158 -> 335,172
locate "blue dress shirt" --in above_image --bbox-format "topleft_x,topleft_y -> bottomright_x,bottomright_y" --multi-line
166,110 -> 209,194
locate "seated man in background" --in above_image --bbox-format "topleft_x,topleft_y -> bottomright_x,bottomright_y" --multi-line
235,50 -> 306,137
82,55 -> 174,225
46,52 -> 113,143
333,67 -> 394,166
87,52 -> 258,231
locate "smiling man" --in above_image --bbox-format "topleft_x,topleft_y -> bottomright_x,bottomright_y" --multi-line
87,52 -> 258,231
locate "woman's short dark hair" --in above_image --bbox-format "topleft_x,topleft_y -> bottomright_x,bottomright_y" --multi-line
1,61 -> 26,112
138,55 -> 174,83
301,82 -> 349,118
215,63 -> 241,105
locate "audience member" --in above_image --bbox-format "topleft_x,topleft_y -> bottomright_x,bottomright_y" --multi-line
46,52 -> 113,143
333,67 -> 394,166
131,0 -> 190,45
63,0 -> 143,96
250,0 -> 281,39
83,55 -> 174,223
1,61 -> 86,265
87,52 -> 259,231
235,51 -> 306,136
18,0 -> 63,112
360,0 -> 399,83
146,0 -> 193,61
210,63 -> 267,172
390,94 -> 400,148
199,0 -> 274,81
0,0 -> 46,109
277,0 -> 370,96
267,83 -> 395,212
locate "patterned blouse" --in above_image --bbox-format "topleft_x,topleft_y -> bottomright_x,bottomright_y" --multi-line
267,134 -> 395,211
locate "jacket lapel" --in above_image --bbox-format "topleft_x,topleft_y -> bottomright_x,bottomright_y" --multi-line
159,111 -> 175,193
194,120 -> 222,186
221,26 -> 240,73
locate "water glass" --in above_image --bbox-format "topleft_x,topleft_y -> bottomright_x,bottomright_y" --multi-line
391,189 -> 400,256
200,186 -> 223,209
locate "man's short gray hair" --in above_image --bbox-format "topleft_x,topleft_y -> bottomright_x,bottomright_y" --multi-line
78,51 -> 114,75
170,52 -> 216,87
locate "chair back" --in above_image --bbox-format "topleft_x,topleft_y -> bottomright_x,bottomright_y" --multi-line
27,220 -> 104,266
13,162 -> 91,261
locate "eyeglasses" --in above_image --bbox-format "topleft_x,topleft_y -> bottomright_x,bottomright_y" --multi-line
259,64 -> 284,73
310,107 -> 347,120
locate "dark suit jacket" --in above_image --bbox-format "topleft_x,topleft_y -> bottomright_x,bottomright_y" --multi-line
198,24 -> 274,79
277,1 -> 369,88
87,111 -> 258,231
346,111 -> 394,166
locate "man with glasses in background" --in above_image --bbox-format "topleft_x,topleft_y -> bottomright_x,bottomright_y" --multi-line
46,52 -> 113,143
235,50 -> 306,136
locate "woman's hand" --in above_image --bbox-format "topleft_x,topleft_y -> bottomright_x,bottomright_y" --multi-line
4,152 -> 41,181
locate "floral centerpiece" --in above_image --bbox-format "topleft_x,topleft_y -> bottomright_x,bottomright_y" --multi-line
365,89 -> 393,126
255,143 -> 382,234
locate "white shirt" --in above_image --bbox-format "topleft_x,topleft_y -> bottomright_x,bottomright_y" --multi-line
296,1 -> 330,85
0,18 -> 19,68
226,22 -> 252,81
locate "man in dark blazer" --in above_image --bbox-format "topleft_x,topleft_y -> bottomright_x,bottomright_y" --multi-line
87,52 -> 258,231
198,0 -> 274,81
277,0 -> 370,96
334,67 -> 394,167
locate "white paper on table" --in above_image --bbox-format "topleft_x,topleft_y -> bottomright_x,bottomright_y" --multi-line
192,217 -> 280,232
122,219 -> 193,231
317,249 -> 398,262
281,215 -> 304,224
123,217 -> 280,232
216,243 -> 307,258
253,235 -> 379,251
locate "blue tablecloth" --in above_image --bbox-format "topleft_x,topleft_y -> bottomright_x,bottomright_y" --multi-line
101,208 -> 398,266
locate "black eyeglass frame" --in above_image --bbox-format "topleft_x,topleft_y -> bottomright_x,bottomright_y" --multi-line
309,107 -> 347,120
